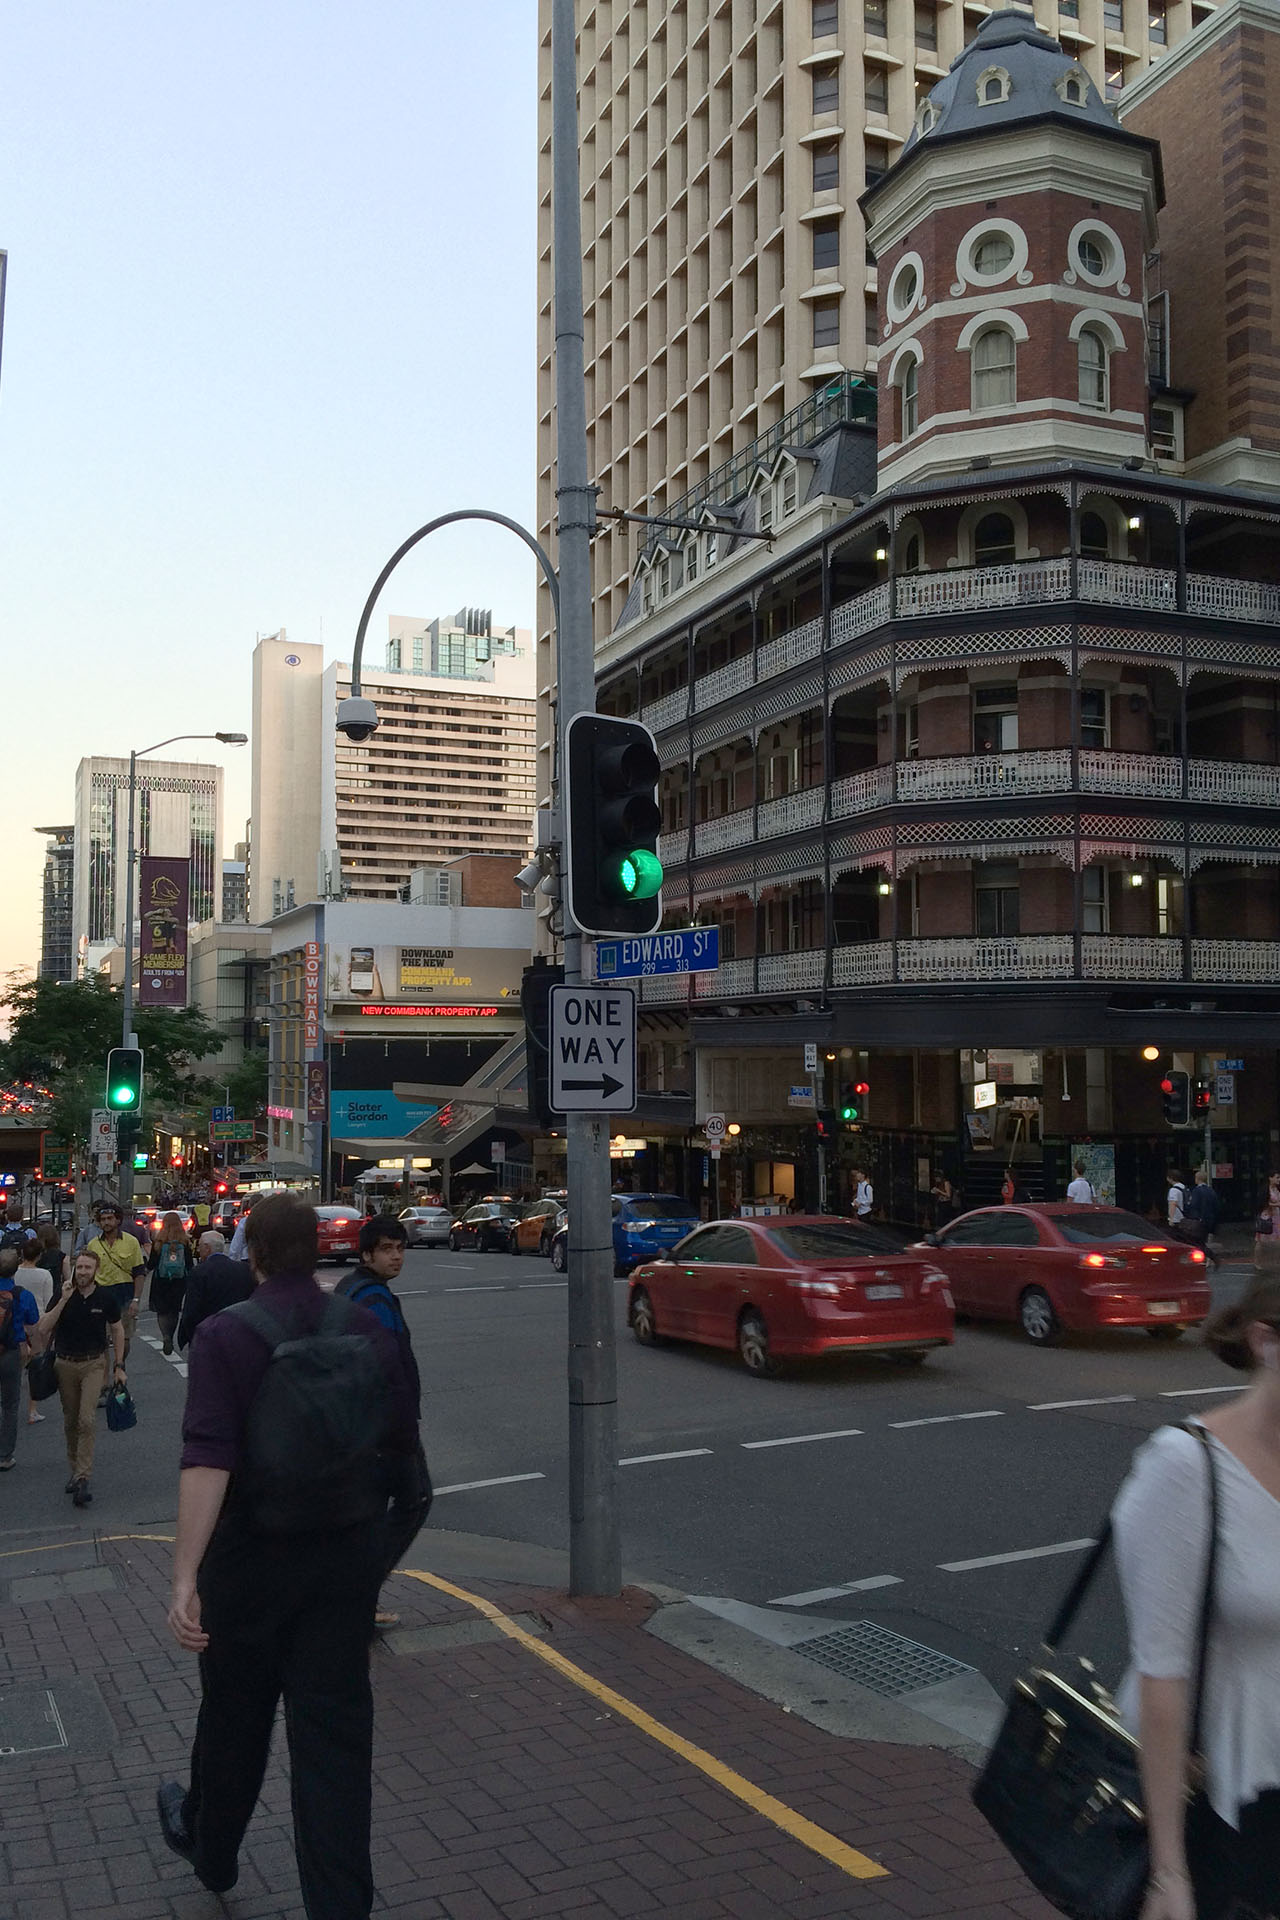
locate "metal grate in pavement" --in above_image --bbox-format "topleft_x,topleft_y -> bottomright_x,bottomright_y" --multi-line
796,1620 -> 971,1697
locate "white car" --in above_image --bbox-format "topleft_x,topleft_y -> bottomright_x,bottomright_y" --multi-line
399,1205 -> 453,1248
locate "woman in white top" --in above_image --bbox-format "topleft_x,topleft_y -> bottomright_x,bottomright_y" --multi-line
1113,1275 -> 1280,1918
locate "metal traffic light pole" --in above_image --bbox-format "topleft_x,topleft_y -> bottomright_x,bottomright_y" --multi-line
552,0 -> 621,1597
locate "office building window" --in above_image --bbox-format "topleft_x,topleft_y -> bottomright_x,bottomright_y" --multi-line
813,0 -> 839,32
915,2 -> 938,49
812,219 -> 840,270
865,65 -> 888,113
813,64 -> 840,113
812,141 -> 840,191
865,0 -> 887,32
812,300 -> 840,350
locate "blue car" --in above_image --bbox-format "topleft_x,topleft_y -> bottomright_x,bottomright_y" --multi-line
612,1193 -> 700,1275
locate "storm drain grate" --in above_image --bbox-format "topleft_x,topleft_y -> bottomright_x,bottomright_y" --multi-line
797,1620 -> 971,1697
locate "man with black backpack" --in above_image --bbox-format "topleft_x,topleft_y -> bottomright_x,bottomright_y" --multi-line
158,1194 -> 419,1917
336,1215 -> 430,1627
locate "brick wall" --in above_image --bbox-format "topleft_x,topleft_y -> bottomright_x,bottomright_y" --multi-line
1122,21 -> 1280,462
445,854 -> 525,907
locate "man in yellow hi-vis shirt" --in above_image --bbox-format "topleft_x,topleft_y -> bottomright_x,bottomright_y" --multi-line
86,1203 -> 145,1389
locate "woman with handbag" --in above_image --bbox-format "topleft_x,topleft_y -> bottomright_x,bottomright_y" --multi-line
1112,1275 -> 1280,1918
146,1213 -> 193,1355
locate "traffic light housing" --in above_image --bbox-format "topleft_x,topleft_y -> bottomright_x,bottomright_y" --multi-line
840,1080 -> 870,1123
1193,1077 -> 1213,1115
815,1108 -> 838,1142
564,712 -> 663,935
1160,1069 -> 1190,1127
106,1047 -> 144,1115
521,957 -> 565,1127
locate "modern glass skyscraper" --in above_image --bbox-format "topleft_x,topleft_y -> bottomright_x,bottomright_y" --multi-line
72,756 -> 224,959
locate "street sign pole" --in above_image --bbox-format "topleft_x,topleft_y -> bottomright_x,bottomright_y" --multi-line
553,0 -> 620,1598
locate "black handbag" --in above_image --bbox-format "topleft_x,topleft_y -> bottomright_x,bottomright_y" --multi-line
973,1421 -> 1219,1920
26,1347 -> 59,1401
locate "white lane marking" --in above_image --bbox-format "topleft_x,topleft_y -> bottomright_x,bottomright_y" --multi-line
1028,1395 -> 1137,1411
770,1575 -> 903,1607
889,1410 -> 1004,1429
444,1285 -> 506,1293
432,1472 -> 546,1496
520,1281 -> 568,1290
139,1332 -> 187,1376
940,1538 -> 1095,1573
1159,1385 -> 1249,1398
741,1429 -> 864,1450
618,1448 -> 714,1466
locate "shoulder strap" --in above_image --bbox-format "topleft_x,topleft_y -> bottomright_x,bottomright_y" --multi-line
1043,1420 -> 1220,1667
227,1297 -> 288,1351
1184,1420 -> 1219,1758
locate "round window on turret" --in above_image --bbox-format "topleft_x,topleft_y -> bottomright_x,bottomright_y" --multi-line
1076,232 -> 1111,278
973,233 -> 1015,279
886,253 -> 925,324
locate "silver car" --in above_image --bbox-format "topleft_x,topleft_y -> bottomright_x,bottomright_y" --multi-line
399,1204 -> 453,1248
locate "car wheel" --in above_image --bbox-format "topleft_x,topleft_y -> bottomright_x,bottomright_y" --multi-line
551,1238 -> 567,1273
1147,1325 -> 1184,1341
630,1287 -> 659,1346
448,1231 -> 461,1252
1019,1287 -> 1061,1346
738,1309 -> 780,1377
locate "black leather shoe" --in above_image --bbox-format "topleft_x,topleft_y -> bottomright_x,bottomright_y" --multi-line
72,1479 -> 92,1507
156,1781 -> 238,1894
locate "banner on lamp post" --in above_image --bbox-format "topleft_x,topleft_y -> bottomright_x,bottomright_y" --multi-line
307,1060 -> 329,1122
138,856 -> 190,1007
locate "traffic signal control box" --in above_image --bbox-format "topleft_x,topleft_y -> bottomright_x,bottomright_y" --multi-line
564,713 -> 664,936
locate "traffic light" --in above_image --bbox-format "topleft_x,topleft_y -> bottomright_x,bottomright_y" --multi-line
1160,1069 -> 1190,1127
522,957 -> 566,1126
564,712 -> 663,935
815,1108 -> 838,1142
840,1080 -> 870,1123
1193,1077 -> 1213,1115
106,1047 -> 144,1115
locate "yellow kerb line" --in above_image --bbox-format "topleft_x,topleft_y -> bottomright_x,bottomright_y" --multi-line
398,1565 -> 889,1884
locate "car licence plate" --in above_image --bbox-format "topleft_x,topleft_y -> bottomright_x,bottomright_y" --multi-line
1148,1300 -> 1179,1317
865,1284 -> 904,1301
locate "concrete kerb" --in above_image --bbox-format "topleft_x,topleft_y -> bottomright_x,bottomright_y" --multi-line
413,1527 -> 1001,1765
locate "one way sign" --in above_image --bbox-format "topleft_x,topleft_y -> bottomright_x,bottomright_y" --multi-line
548,984 -> 637,1114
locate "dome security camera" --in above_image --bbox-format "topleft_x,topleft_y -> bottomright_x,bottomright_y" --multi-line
336,696 -> 379,743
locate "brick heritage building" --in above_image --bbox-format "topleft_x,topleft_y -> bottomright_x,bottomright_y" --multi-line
590,2 -> 1280,1224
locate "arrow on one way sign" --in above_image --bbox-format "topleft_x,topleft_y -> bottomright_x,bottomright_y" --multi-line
548,985 -> 637,1114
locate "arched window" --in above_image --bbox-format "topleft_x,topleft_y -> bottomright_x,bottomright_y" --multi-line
972,326 -> 1016,409
901,357 -> 919,436
903,533 -> 922,572
1078,327 -> 1109,410
1079,511 -> 1109,559
973,513 -> 1017,566
1063,75 -> 1083,103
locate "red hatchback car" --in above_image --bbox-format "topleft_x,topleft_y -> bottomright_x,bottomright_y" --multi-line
314,1204 -> 362,1265
628,1216 -> 955,1375
919,1203 -> 1211,1344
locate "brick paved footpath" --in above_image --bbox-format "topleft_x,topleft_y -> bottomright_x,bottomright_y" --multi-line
0,1528 -> 1053,1920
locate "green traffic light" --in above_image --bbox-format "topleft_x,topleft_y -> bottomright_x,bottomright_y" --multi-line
617,848 -> 664,900
112,1085 -> 137,1107
841,1104 -> 859,1122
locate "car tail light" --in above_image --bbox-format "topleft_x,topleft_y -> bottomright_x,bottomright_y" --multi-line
790,1277 -> 840,1297
921,1272 -> 954,1306
1081,1252 -> 1125,1269
1140,1245 -> 1166,1254
1185,1248 -> 1206,1265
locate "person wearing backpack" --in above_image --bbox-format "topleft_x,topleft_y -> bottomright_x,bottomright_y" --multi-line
336,1215 -> 431,1626
146,1212 -> 193,1354
0,1248 -> 41,1470
159,1194 -> 419,1916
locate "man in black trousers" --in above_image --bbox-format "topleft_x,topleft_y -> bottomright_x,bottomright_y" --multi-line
158,1194 -> 419,1917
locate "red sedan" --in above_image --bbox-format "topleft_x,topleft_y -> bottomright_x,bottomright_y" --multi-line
627,1216 -> 955,1375
315,1204 -> 362,1265
919,1203 -> 1211,1344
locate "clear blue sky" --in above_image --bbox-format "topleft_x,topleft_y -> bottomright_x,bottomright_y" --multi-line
0,2 -> 537,981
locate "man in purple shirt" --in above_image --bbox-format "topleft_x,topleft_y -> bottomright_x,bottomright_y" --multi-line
157,1194 -> 419,1917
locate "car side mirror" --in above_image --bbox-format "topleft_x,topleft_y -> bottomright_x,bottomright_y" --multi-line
922,1232 -> 940,1247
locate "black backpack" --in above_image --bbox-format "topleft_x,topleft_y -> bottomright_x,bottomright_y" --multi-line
228,1292 -> 394,1534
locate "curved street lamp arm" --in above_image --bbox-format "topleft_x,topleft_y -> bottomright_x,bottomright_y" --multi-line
350,508 -> 561,697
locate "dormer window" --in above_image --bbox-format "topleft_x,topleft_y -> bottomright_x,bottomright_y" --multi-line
685,539 -> 698,584
781,466 -> 798,516
1056,69 -> 1087,105
977,65 -> 1012,105
759,487 -> 774,534
916,100 -> 938,135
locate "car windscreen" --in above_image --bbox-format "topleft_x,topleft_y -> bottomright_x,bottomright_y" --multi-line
1054,1210 -> 1167,1247
623,1199 -> 698,1220
767,1222 -> 912,1260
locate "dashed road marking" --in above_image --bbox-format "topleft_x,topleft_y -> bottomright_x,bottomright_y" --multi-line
444,1285 -> 506,1293
619,1448 -> 714,1466
432,1472 -> 546,1496
889,1410 -> 1004,1429
1028,1395 -> 1137,1411
939,1538 -> 1095,1573
771,1575 -> 903,1607
741,1429 -> 863,1450
1159,1384 -> 1249,1397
